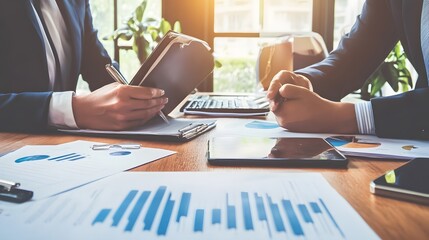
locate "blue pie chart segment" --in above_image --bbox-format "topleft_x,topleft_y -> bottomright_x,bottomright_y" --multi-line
110,151 -> 132,156
325,138 -> 349,147
15,155 -> 50,163
245,121 -> 279,129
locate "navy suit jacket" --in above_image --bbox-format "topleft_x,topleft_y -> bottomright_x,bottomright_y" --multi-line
297,0 -> 429,139
0,0 -> 113,132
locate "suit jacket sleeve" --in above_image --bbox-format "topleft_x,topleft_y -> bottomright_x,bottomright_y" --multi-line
0,92 -> 52,132
0,0 -> 113,132
371,88 -> 429,139
296,0 -> 429,139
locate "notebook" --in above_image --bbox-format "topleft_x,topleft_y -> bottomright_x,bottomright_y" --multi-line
180,94 -> 270,116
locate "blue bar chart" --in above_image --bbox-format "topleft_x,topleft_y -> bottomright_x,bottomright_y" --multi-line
91,185 -> 346,239
1,172 -> 378,240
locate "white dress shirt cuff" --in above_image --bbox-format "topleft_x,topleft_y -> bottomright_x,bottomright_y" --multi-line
354,101 -> 376,135
48,91 -> 78,129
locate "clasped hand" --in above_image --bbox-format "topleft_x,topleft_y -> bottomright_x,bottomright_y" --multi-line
266,70 -> 357,134
72,83 -> 168,130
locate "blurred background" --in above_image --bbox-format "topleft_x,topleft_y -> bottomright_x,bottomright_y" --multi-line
79,0 -> 366,94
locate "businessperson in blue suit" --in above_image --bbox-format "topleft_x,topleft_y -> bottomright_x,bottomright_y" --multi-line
267,0 -> 429,139
0,0 -> 168,132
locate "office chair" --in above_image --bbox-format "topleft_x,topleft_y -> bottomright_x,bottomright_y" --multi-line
256,32 -> 328,90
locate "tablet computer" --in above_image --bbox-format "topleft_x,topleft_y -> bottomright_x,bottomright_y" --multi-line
370,158 -> 429,205
207,137 -> 348,168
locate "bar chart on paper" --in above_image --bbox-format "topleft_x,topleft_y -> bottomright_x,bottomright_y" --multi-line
0,172 -> 379,240
92,187 -> 344,239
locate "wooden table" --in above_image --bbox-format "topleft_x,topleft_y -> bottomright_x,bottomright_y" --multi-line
1,118 -> 428,239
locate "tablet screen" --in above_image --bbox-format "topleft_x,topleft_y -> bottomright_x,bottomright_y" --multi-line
208,137 -> 346,161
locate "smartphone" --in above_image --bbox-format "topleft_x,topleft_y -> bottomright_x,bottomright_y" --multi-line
207,137 -> 348,168
370,158 -> 429,205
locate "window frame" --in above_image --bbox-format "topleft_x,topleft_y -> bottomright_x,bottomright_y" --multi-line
110,0 -> 336,91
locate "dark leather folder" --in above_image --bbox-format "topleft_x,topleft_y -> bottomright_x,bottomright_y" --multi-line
129,31 -> 214,114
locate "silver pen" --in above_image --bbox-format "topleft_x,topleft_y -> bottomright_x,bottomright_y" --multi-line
0,179 -> 20,192
105,64 -> 170,124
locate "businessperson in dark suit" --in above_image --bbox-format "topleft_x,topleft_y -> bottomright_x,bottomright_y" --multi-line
267,0 -> 429,139
0,0 -> 168,132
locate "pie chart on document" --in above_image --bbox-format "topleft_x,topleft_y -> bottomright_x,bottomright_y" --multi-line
326,135 -> 381,149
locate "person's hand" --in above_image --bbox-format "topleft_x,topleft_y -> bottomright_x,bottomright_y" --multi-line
272,84 -> 358,134
72,82 -> 168,130
266,70 -> 313,111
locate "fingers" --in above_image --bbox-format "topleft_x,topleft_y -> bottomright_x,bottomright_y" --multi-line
267,70 -> 313,113
119,106 -> 165,123
115,84 -> 166,100
267,70 -> 293,100
109,105 -> 165,130
105,97 -> 168,129
280,84 -> 313,99
270,84 -> 312,112
123,97 -> 168,111
267,70 -> 313,100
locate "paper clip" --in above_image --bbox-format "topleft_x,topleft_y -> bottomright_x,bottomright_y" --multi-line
91,144 -> 141,151
178,123 -> 209,139
0,179 -> 33,203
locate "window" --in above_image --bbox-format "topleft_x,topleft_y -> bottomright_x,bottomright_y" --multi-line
333,0 -> 365,48
76,0 -> 114,93
213,0 -> 313,93
115,0 -> 161,80
77,0 -> 161,94
85,0 -> 367,94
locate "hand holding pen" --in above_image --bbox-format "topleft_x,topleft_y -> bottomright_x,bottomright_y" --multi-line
105,64 -> 170,124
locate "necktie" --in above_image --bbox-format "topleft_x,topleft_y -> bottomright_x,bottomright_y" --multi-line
33,0 -> 71,91
32,0 -> 58,90
422,0 -> 429,81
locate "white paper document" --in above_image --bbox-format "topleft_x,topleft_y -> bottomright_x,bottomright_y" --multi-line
0,140 -> 175,200
60,118 -> 217,141
184,109 -> 268,117
0,172 -> 378,240
325,135 -> 429,160
215,119 -> 429,160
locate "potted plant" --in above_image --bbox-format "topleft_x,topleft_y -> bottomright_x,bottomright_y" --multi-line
104,0 -> 181,64
360,41 -> 413,100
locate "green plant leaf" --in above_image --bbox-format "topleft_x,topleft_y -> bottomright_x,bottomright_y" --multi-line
398,77 -> 410,92
403,68 -> 413,88
143,28 -> 159,43
159,19 -> 172,35
173,21 -> 182,32
133,35 -> 149,63
119,31 -> 133,41
127,17 -> 135,27
135,0 -> 147,22
103,1 -> 182,65
214,59 -> 223,68
394,42 -> 402,56
382,62 -> 399,92
370,75 -> 386,96
143,18 -> 160,27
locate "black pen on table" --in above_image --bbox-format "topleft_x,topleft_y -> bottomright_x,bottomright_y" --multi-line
105,64 -> 170,124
